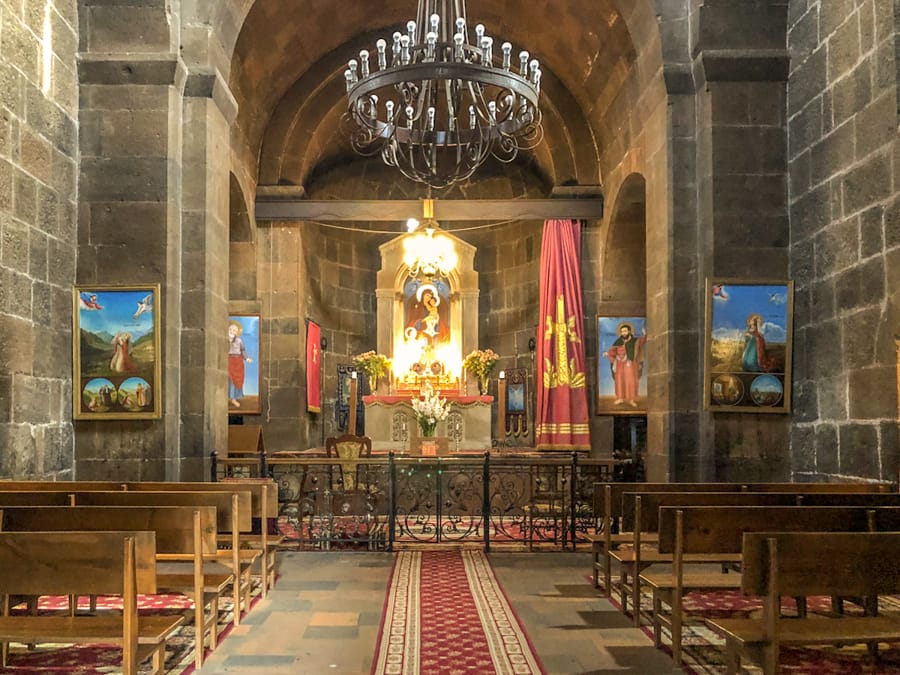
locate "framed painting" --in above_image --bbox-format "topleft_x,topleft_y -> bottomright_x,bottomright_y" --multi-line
73,285 -> 161,420
228,313 -> 261,415
704,278 -> 794,413
596,316 -> 648,414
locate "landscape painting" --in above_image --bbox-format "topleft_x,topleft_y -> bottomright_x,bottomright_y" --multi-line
73,285 -> 161,420
596,316 -> 647,414
704,279 -> 794,413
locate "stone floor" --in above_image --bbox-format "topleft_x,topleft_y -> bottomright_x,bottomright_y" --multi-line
197,550 -> 684,674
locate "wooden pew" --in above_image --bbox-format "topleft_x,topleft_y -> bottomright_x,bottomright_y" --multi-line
647,505 -> 889,665
69,491 -> 259,626
122,479 -> 283,596
612,492 -> 801,621
0,505 -> 225,669
589,483 -> 747,593
708,532 -> 900,675
0,531 -> 183,675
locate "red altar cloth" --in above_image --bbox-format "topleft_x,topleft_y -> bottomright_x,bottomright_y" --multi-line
363,395 -> 493,405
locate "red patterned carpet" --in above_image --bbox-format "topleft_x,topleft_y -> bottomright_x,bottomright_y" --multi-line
372,549 -> 545,675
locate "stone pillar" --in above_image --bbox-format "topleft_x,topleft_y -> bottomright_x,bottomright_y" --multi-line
692,1 -> 791,481
76,0 -> 186,479
179,70 -> 237,479
0,0 -> 79,478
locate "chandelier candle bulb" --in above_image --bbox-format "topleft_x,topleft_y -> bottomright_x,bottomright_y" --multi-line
454,32 -> 465,59
376,39 -> 387,69
407,20 -> 416,44
482,36 -> 493,65
359,50 -> 370,77
519,50 -> 529,75
400,35 -> 410,64
501,42 -> 512,70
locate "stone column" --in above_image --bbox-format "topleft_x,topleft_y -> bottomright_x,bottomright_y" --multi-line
179,70 -> 237,479
77,0 -> 186,479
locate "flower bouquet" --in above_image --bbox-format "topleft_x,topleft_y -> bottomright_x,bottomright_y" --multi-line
352,350 -> 391,392
463,348 -> 500,394
410,389 -> 450,437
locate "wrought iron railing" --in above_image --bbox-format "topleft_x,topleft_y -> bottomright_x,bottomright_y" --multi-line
211,451 -> 621,551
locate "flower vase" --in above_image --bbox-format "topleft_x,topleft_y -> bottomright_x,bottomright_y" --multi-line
368,374 -> 378,394
479,374 -> 489,395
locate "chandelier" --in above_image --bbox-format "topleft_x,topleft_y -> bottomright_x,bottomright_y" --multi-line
402,221 -> 458,278
342,0 -> 543,190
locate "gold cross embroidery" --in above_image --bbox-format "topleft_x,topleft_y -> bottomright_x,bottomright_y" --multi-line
542,295 -> 585,389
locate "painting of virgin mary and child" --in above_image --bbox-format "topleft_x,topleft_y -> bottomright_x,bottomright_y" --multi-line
74,285 -> 160,419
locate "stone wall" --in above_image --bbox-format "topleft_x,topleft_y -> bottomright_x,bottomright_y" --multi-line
0,0 -> 78,478
787,0 -> 899,482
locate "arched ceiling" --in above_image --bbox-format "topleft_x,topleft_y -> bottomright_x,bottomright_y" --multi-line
230,1 -> 640,190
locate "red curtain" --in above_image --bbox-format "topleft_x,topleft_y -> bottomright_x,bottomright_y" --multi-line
535,219 -> 590,450
306,320 -> 321,413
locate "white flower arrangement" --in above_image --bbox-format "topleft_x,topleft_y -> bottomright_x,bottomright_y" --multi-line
410,390 -> 450,437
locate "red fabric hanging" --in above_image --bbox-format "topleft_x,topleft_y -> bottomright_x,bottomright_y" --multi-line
306,320 -> 322,413
535,219 -> 590,450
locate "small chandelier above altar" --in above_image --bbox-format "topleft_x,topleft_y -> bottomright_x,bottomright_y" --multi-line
341,0 -> 543,189
402,221 -> 458,278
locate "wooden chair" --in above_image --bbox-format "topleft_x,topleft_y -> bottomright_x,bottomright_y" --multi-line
325,434 -> 372,492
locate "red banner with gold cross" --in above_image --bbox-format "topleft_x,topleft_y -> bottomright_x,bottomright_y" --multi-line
306,320 -> 321,413
535,219 -> 590,450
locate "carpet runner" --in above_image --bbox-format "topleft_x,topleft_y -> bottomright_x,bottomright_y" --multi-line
372,549 -> 545,675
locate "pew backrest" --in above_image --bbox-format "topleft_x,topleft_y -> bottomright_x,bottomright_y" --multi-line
0,491 -> 73,506
70,490 -> 252,532
741,531 -> 900,597
622,492 -> 800,532
657,505 -> 885,554
0,530 -> 157,595
0,505 -> 217,555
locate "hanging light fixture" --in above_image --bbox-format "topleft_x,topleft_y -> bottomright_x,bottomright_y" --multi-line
342,0 -> 543,190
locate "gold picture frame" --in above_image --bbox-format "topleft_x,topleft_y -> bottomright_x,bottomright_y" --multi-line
73,284 -> 161,420
704,278 -> 794,413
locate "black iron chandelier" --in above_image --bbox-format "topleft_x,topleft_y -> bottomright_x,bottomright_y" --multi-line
342,0 -> 543,190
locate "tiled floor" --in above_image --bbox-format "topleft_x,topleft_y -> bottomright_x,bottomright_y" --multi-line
197,550 -> 683,674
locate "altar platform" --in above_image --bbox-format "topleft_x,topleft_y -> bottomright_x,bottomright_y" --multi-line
362,394 -> 493,452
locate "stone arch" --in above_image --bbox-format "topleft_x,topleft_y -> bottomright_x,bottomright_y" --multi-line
601,173 -> 647,305
229,173 -> 257,301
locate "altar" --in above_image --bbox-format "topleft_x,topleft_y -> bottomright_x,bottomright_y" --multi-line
363,394 -> 492,452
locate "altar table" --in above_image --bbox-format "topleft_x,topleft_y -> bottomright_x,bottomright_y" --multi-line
362,394 -> 493,452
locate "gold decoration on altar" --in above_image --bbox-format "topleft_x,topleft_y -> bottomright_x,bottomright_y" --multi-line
543,294 -> 585,389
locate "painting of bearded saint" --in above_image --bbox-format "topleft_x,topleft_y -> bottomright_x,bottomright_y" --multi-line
73,285 -> 160,419
597,316 -> 648,414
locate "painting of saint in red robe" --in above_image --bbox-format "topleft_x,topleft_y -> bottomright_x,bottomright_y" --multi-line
597,316 -> 648,413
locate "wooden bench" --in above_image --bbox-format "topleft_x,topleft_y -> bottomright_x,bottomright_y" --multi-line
589,483 -> 748,594
0,531 -> 184,675
587,480 -> 892,593
0,505 -> 226,669
612,492 -> 803,622
68,491 -> 259,625
647,505 -> 891,665
123,479 -> 283,596
0,480 -> 283,597
707,532 -> 900,675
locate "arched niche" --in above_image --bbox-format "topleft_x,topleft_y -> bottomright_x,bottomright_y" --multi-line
375,227 -> 479,388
